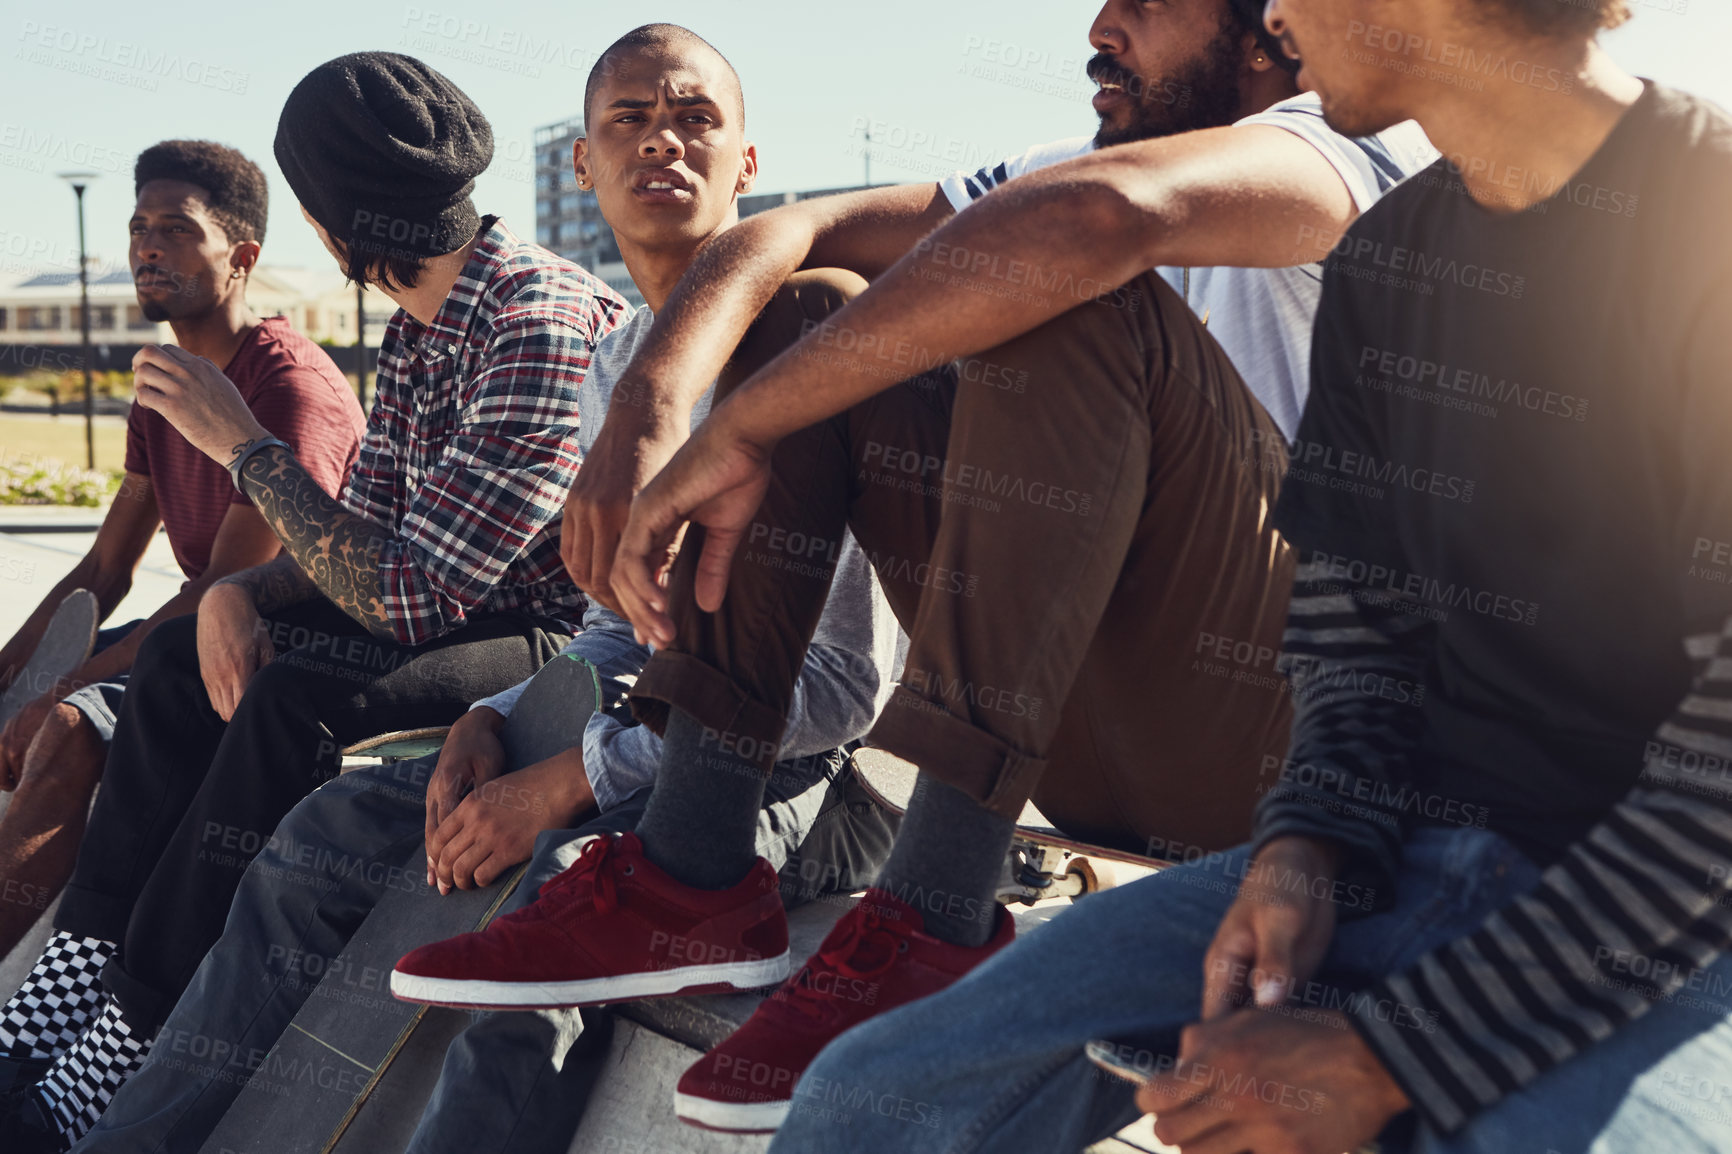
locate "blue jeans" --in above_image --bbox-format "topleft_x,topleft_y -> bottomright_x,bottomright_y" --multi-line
771,826 -> 1732,1154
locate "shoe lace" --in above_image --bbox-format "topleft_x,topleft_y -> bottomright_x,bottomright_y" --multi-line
778,907 -> 916,1022
539,834 -> 622,916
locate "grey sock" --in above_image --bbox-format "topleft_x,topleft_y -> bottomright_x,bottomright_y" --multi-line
635,708 -> 768,890
872,772 -> 1014,948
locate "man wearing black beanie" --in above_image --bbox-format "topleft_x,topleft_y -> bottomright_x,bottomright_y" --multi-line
275,50 -> 494,290
0,53 -> 628,1151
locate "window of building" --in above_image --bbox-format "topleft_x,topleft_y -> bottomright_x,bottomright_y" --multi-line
0,307 -> 8,330
71,305 -> 116,331
18,306 -> 61,331
125,305 -> 156,331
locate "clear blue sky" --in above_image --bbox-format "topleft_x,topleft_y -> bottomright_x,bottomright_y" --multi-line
2,0 -> 1725,276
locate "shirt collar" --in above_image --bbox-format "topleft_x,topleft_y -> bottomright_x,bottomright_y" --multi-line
409,215 -> 515,362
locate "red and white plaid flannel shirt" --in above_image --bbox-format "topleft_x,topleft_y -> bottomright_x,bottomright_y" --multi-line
340,217 -> 630,646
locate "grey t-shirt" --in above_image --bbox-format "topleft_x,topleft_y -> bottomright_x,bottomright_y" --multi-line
475,307 -> 902,809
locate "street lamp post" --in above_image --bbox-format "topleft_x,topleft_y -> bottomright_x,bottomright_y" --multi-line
355,281 -> 369,410
58,171 -> 100,470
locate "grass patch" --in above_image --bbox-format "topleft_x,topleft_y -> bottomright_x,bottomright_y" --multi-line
0,416 -> 127,504
0,415 -> 129,475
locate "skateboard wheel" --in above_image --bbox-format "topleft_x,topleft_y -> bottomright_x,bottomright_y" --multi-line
1064,857 -> 1112,895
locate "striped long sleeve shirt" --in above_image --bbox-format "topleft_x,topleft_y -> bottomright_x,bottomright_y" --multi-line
1259,564 -> 1732,1134
1255,85 -> 1732,1132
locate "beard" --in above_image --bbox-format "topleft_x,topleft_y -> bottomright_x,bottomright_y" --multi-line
134,266 -> 203,322
1088,27 -> 1246,148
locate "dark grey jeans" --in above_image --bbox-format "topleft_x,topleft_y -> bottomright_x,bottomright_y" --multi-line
76,650 -> 896,1154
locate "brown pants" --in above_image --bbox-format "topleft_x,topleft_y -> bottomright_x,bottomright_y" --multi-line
632,268 -> 1293,854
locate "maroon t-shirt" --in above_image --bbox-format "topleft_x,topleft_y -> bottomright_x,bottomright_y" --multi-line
124,316 -> 366,580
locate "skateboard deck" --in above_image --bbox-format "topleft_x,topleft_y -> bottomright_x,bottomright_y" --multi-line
0,591 -> 100,988
851,748 -> 1167,902
0,588 -> 98,728
199,655 -> 611,1154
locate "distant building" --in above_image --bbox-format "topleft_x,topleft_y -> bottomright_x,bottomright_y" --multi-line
533,115 -> 868,310
534,117 -> 633,304
0,266 -> 165,350
251,267 -> 396,345
0,265 -> 394,364
737,187 -> 873,217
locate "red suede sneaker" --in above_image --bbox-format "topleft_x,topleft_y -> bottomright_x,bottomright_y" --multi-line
390,832 -> 790,1009
674,888 -> 1015,1133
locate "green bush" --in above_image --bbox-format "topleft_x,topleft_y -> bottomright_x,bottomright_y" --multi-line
0,454 -> 121,506
12,369 -> 133,401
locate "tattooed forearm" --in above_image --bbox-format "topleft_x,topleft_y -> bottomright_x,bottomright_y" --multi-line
238,445 -> 399,638
216,552 -> 319,614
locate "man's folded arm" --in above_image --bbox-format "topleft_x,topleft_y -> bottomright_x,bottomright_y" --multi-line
710,124 -> 1363,450
607,181 -> 954,433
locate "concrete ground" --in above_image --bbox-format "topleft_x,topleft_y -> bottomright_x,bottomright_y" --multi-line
0,503 -> 185,640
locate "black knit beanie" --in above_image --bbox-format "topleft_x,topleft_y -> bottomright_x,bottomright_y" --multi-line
1228,0 -> 1299,72
274,52 -> 493,262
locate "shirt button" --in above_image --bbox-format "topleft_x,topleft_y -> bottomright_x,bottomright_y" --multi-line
447,343 -> 457,353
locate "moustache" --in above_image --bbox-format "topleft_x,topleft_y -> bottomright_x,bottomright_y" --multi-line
1085,53 -> 1137,91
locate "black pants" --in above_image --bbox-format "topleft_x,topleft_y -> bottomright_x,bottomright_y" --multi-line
55,598 -> 567,1034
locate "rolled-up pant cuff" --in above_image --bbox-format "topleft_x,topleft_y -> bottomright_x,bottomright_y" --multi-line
631,649 -> 788,773
98,955 -> 171,1037
868,687 -> 1048,820
57,885 -> 187,1036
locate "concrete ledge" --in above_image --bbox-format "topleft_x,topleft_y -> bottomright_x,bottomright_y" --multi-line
0,503 -> 115,531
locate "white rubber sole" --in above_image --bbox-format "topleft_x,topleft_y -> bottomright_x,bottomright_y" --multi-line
390,951 -> 790,1009
674,1089 -> 791,1133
